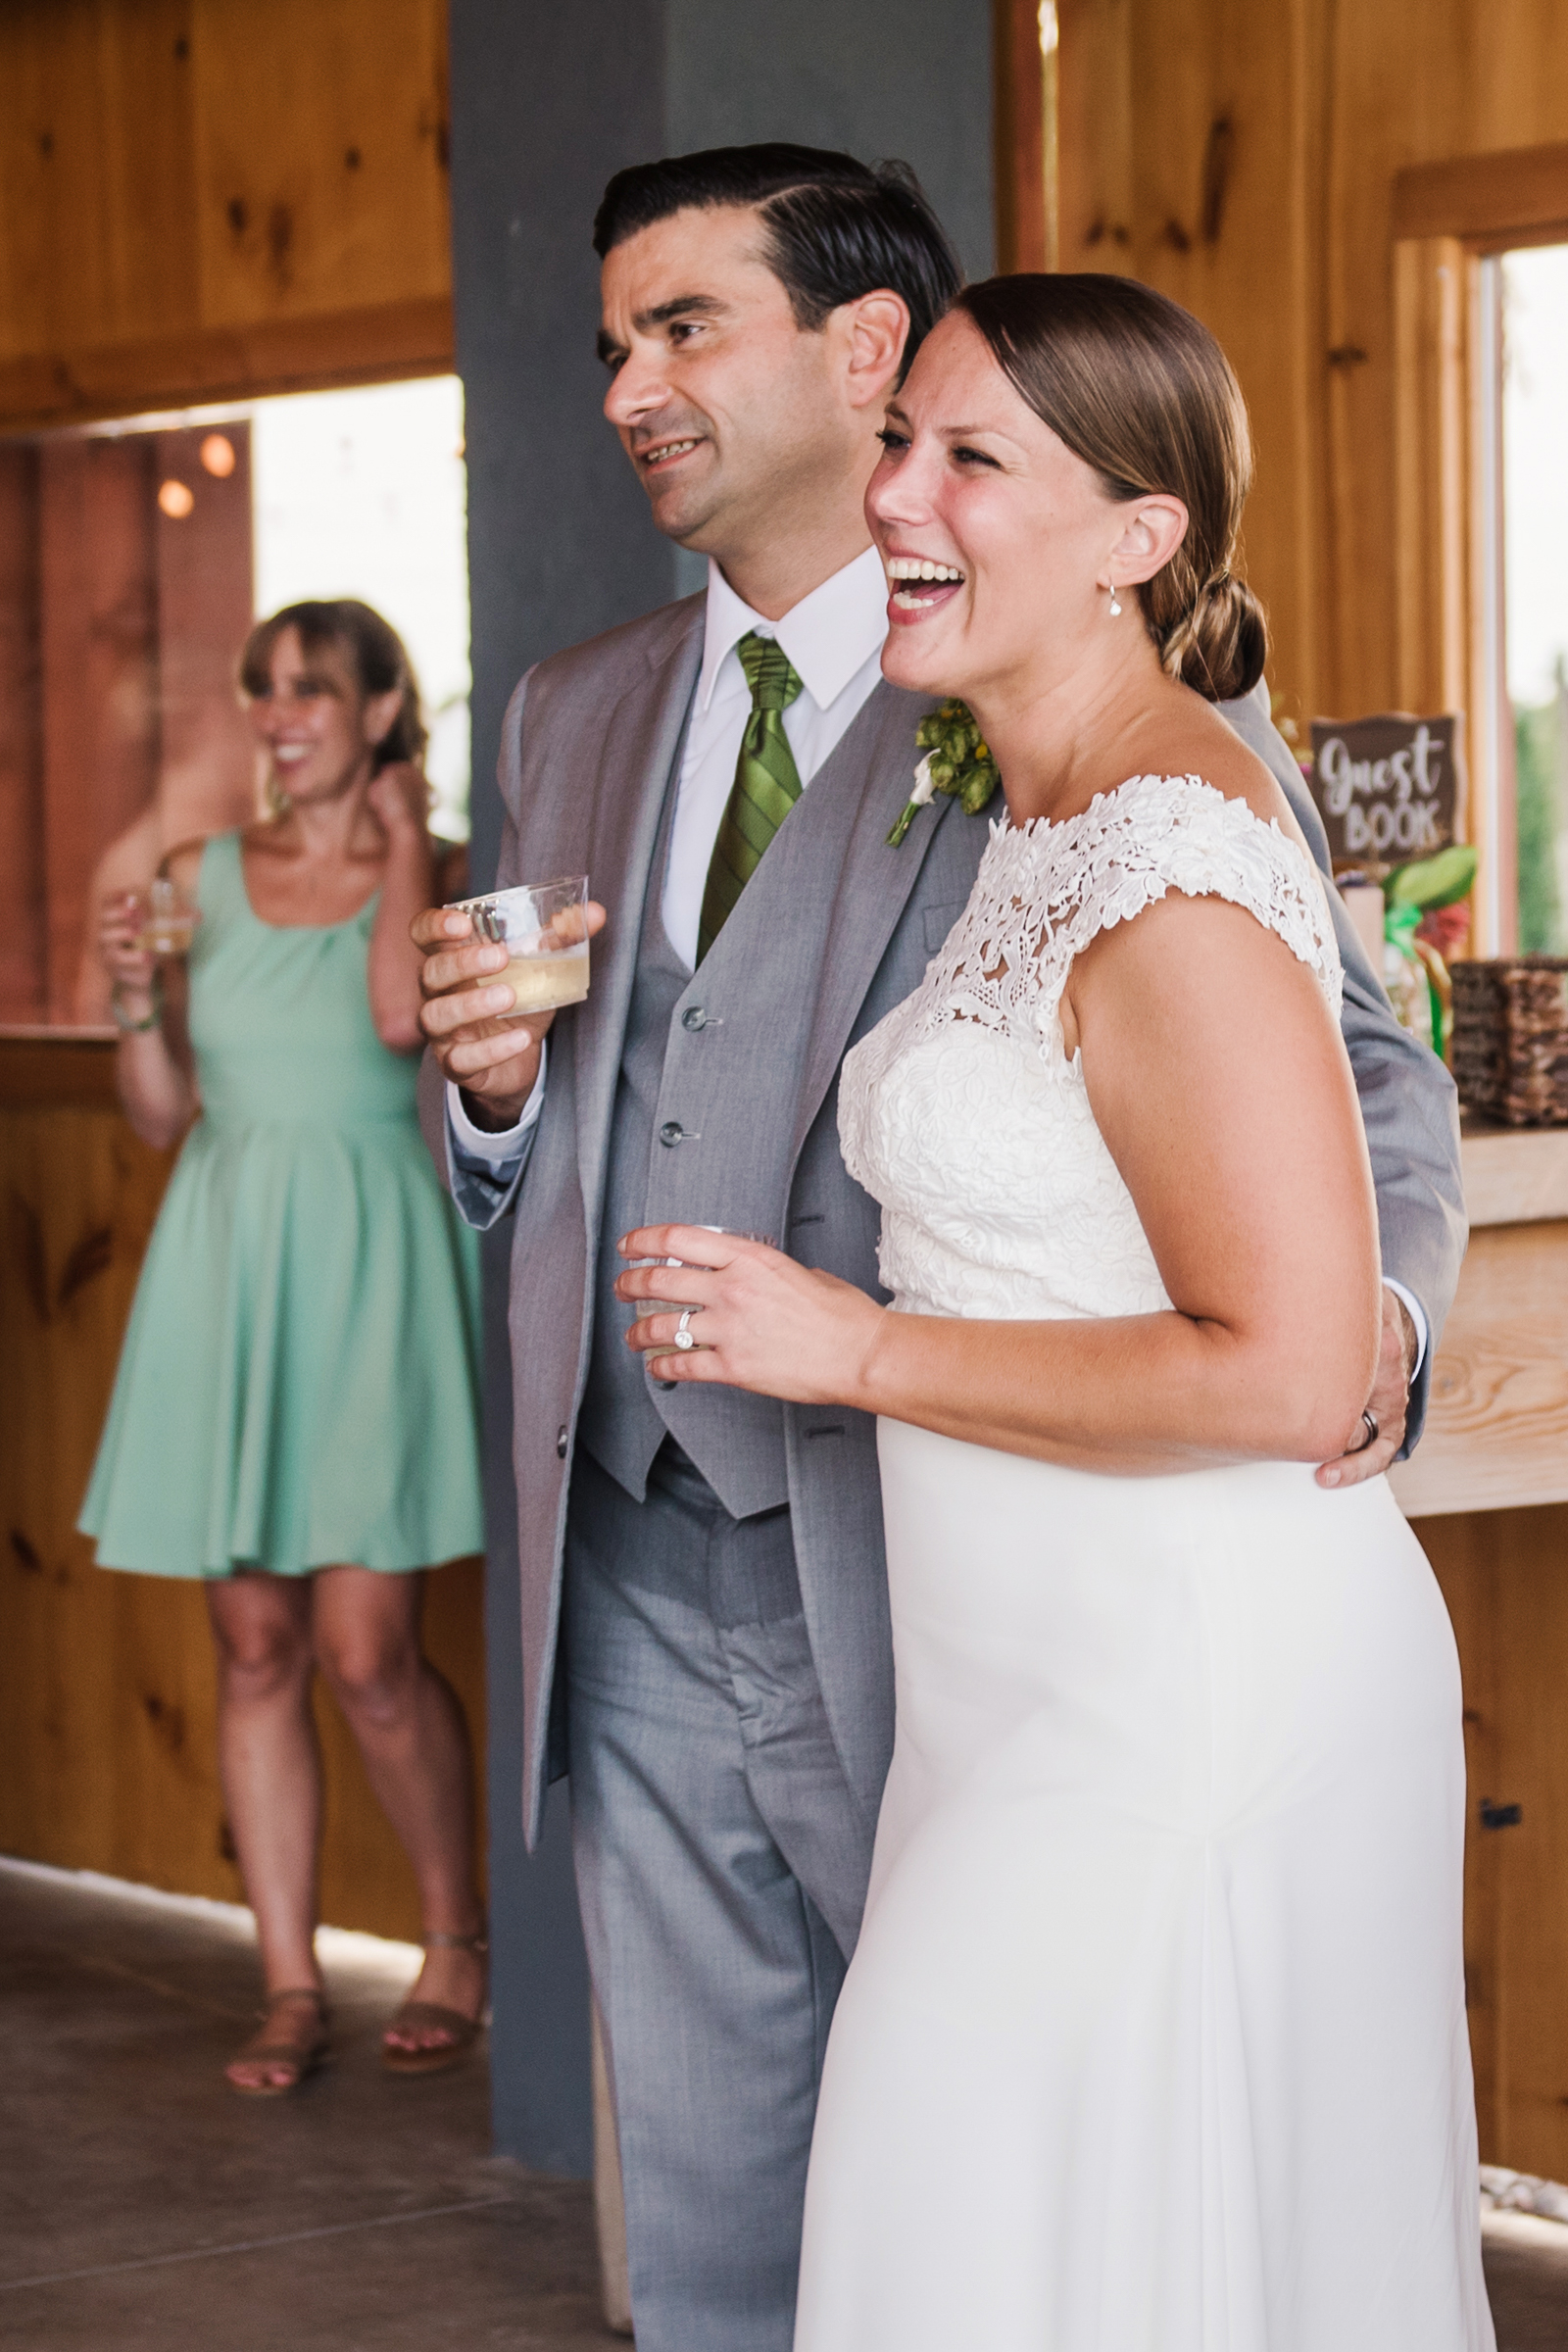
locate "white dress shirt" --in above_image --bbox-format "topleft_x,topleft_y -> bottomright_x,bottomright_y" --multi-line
448,545 -> 889,1162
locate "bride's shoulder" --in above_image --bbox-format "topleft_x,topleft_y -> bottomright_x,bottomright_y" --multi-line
1137,702 -> 1306,854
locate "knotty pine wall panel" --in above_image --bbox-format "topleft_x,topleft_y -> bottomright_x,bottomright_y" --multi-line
37,437 -> 160,1023
0,1037 -> 486,1940
1422,1505 -> 1568,2183
0,449 -> 47,1024
0,0 -> 201,373
1056,0 -> 1568,735
191,0 -> 451,328
0,0 -> 451,431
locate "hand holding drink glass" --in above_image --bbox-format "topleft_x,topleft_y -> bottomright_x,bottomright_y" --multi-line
449,874 -> 592,1016
413,872 -> 605,1122
97,874 -> 201,1024
614,1224 -> 882,1404
134,875 -> 200,957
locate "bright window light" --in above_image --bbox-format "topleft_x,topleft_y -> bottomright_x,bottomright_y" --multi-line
252,375 -> 471,840
1500,245 -> 1568,952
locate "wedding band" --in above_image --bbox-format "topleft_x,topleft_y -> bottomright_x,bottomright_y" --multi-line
1357,1409 -> 1379,1451
673,1308 -> 697,1351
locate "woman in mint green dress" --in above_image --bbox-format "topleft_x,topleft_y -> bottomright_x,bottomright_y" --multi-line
83,601 -> 487,2095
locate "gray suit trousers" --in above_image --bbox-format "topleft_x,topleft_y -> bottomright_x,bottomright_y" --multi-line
565,1441 -> 875,2352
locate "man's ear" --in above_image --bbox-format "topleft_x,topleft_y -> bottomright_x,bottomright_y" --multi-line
843,290 -> 910,411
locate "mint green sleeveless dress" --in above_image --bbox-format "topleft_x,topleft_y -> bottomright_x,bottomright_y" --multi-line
80,832 -> 484,1577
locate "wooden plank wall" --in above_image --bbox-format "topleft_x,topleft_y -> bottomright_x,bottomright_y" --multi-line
1055,0 -> 1568,740
0,0 -> 452,432
0,450 -> 47,1022
36,436 -> 161,1020
0,1037 -> 485,1941
0,422 -> 259,1026
1424,1507 -> 1568,2181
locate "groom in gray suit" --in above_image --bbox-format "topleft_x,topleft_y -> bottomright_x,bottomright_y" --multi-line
416,146 -> 1466,2352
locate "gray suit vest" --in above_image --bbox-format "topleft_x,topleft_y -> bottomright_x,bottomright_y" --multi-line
577,692 -> 912,1523
575,758 -> 708,1500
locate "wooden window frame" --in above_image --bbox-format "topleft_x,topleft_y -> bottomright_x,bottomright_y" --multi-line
993,0 -> 1058,275
1393,144 -> 1568,956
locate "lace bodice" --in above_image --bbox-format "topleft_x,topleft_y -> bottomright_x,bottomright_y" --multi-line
839,774 -> 1343,1324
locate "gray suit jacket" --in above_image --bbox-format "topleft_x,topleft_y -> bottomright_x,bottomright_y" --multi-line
430,593 -> 1466,1845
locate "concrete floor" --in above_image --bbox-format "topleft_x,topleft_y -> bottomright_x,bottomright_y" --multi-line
0,1856 -> 616,2351
4,1854 -> 1568,2350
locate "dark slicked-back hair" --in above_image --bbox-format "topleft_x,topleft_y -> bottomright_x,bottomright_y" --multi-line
593,144 -> 962,374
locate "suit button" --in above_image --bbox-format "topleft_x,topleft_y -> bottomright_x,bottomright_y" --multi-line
659,1120 -> 685,1147
681,1005 -> 708,1031
556,1425 -> 568,1459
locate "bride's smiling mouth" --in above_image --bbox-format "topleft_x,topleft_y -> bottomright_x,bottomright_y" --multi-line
885,554 -> 966,621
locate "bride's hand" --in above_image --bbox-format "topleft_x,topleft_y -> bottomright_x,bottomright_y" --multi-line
614,1225 -> 885,1407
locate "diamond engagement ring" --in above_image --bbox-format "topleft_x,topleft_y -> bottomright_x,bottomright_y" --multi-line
673,1308 -> 698,1351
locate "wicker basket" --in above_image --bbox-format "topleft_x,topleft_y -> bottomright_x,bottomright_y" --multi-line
1450,957 -> 1568,1126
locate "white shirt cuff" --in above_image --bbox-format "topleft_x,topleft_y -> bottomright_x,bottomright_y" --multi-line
1382,1278 -> 1428,1379
446,1042 -> 547,1164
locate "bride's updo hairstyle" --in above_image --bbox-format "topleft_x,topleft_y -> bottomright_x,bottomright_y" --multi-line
956,273 -> 1267,704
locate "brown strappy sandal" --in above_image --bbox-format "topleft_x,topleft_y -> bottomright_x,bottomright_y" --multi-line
226,1985 -> 331,2098
380,1926 -> 489,2077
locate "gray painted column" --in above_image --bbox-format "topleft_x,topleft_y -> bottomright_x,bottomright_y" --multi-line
449,0 -> 993,2175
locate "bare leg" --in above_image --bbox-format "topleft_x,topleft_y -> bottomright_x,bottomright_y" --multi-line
311,1567 -> 484,2049
207,1575 -> 327,2089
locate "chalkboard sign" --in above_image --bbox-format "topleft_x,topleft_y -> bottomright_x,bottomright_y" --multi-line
1307,713 -> 1462,870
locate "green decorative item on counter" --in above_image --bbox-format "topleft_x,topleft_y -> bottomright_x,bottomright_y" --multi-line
1385,843 -> 1478,913
1383,903 -> 1434,1052
887,700 -> 1002,847
1382,843 -> 1479,1060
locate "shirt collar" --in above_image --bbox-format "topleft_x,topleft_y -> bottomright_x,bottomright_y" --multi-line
697,544 -> 888,715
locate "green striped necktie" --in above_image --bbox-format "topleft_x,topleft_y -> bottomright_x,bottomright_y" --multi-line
697,630 -> 805,961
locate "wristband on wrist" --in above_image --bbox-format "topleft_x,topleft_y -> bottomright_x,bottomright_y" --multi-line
111,978 -> 162,1034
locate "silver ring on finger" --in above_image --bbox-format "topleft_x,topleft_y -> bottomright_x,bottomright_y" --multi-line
673,1307 -> 699,1351
1356,1408 -> 1379,1451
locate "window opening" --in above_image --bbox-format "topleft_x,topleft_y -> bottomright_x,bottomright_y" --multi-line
0,374 -> 468,1027
1499,243 -> 1568,955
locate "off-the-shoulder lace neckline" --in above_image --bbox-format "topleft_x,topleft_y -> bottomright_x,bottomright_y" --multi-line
994,771 -> 1288,847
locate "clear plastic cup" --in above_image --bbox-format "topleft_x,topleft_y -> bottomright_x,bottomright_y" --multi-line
133,875 -> 199,957
451,874 -> 590,1020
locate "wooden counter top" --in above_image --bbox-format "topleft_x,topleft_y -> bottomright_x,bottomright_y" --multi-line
1460,1121 -> 1568,1228
0,1028 -> 119,1107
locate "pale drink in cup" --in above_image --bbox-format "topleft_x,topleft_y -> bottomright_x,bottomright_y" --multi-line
134,875 -> 198,957
452,874 -> 591,1020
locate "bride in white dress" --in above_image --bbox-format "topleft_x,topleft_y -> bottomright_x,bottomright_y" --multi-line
617,272 -> 1493,2350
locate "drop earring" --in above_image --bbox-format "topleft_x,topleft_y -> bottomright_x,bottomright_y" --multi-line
1106,581 -> 1123,617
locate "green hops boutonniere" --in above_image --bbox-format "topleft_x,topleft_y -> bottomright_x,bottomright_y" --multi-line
886,700 -> 1002,847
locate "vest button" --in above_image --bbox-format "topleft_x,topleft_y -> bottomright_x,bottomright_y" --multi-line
681,1005 -> 708,1031
659,1120 -> 685,1147
556,1425 -> 568,1459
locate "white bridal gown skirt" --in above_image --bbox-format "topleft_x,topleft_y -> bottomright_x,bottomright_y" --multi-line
794,1422 -> 1494,2352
